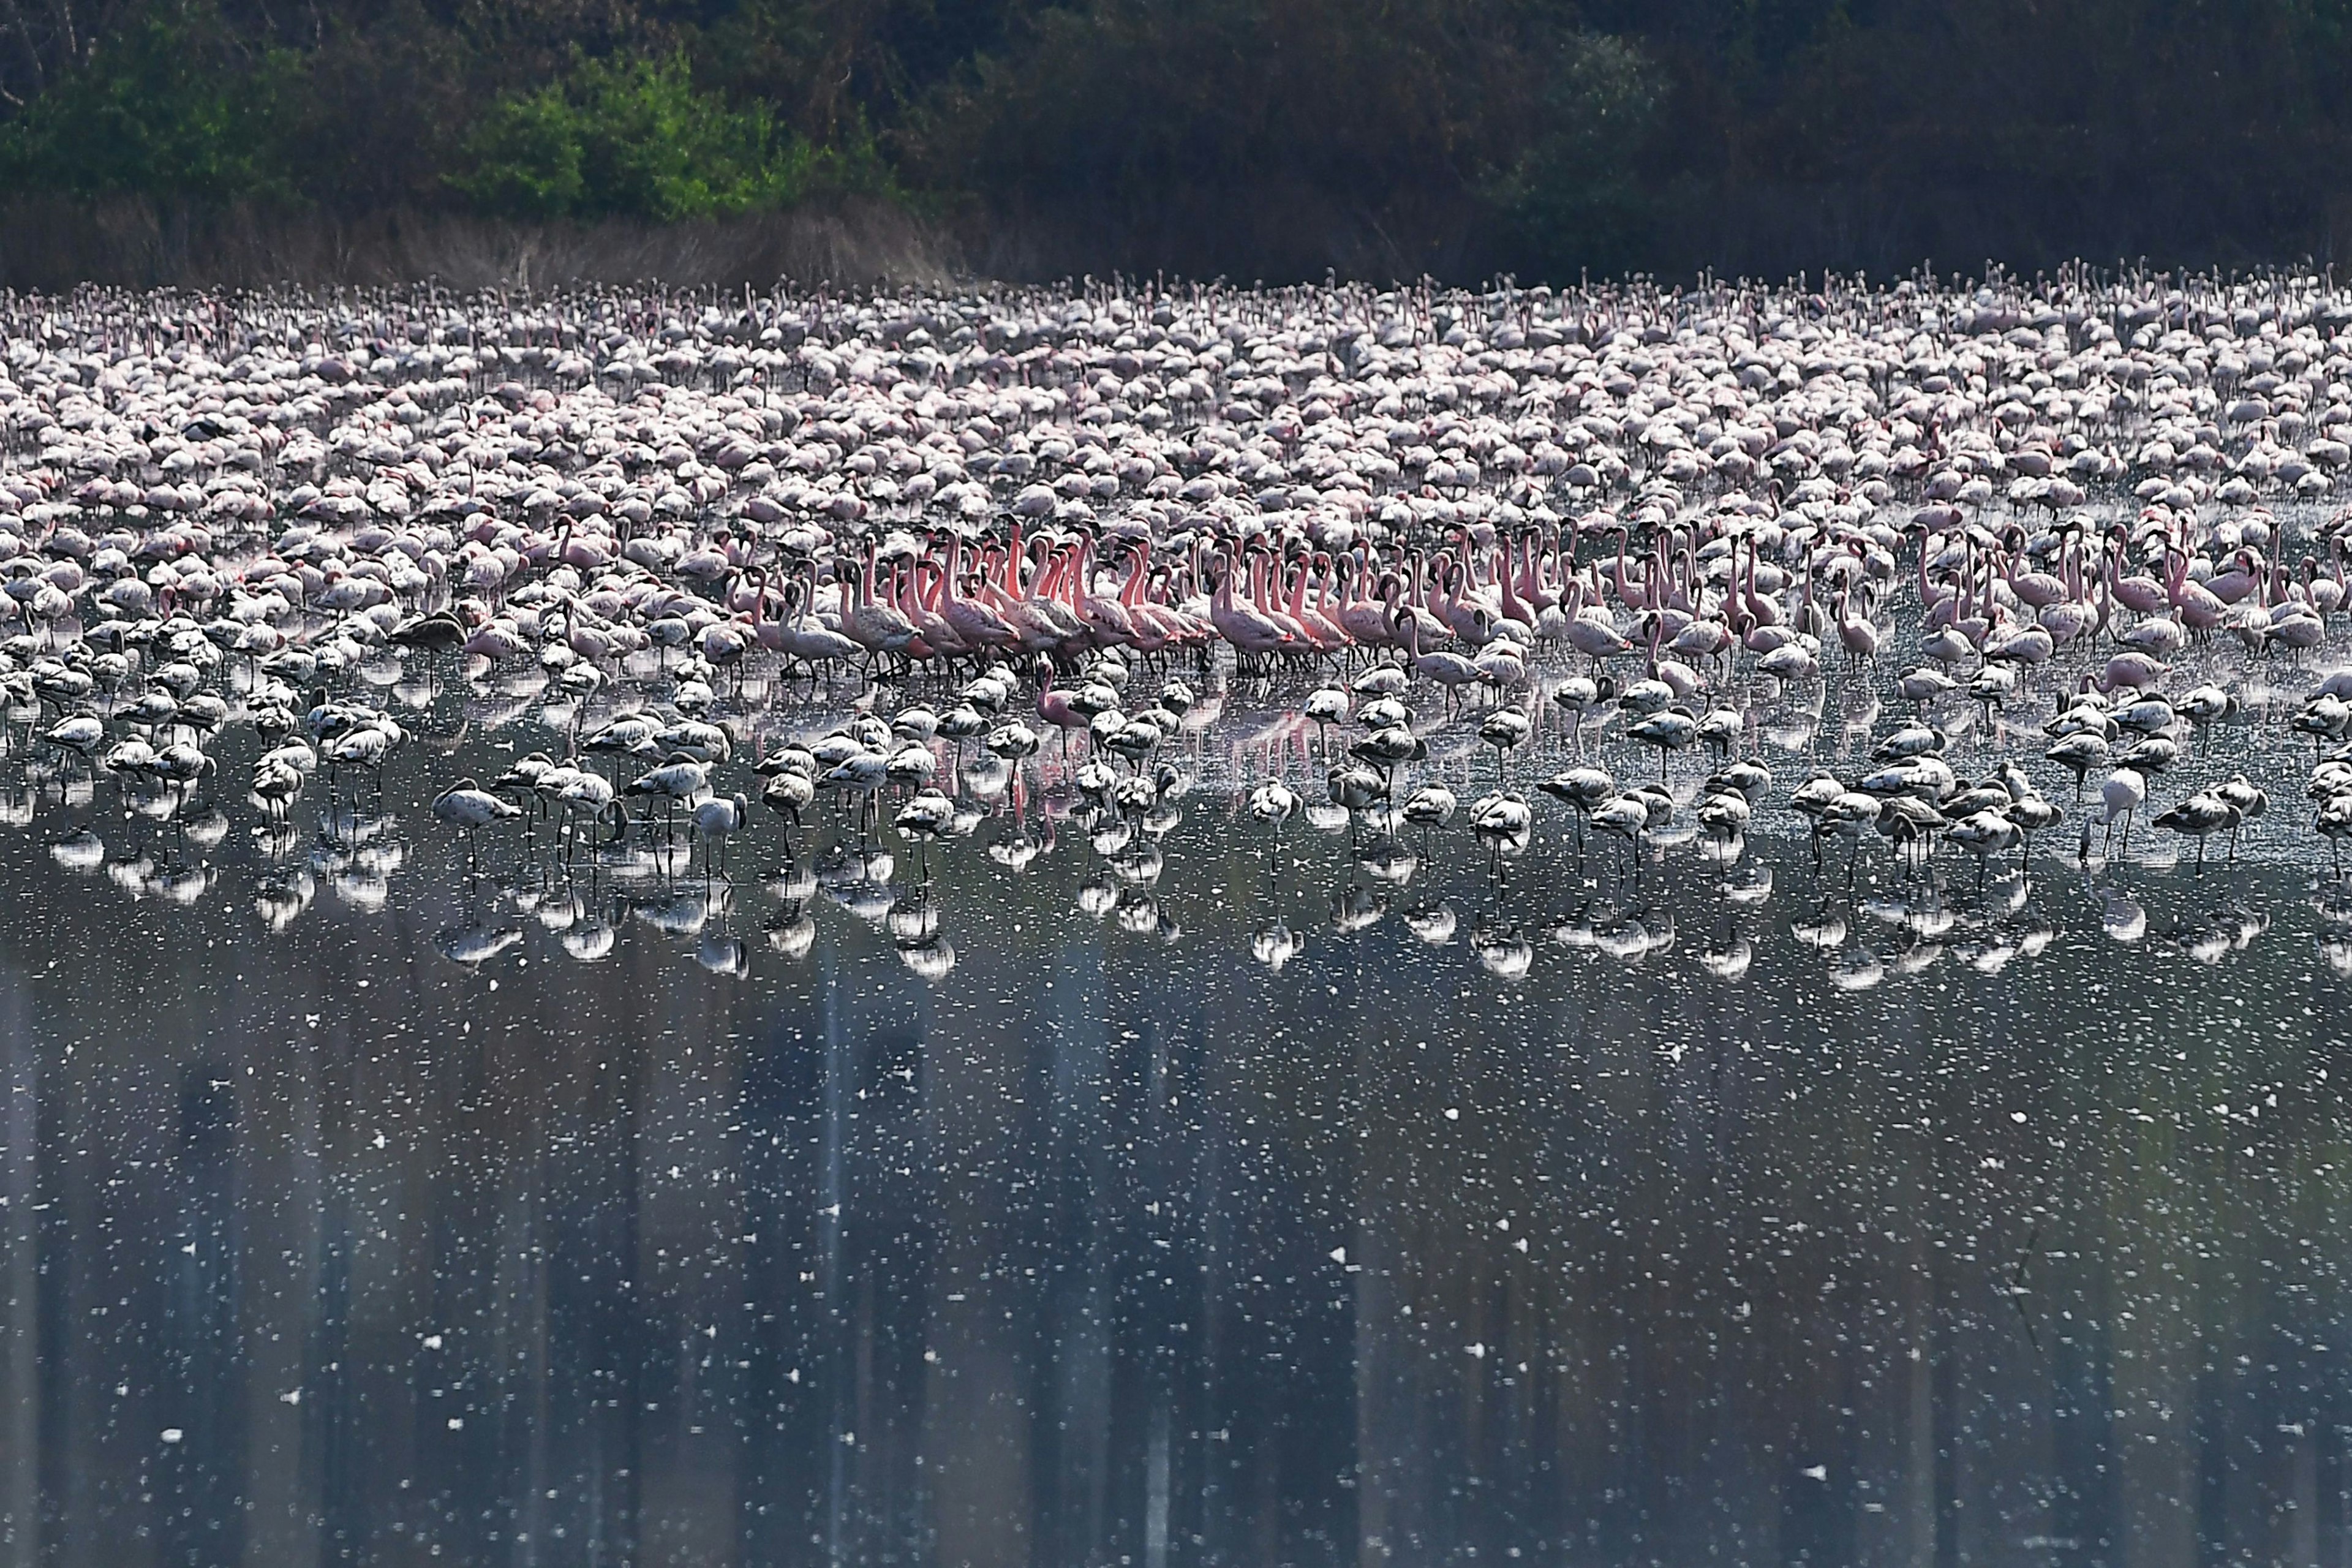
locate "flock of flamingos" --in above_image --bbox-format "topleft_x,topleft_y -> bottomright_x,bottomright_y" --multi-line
4,271 -> 2352,982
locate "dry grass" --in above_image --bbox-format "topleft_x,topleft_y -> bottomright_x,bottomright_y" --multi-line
0,195 -> 962,292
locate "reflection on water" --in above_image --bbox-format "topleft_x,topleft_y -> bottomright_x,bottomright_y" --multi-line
4,729 -> 2351,1567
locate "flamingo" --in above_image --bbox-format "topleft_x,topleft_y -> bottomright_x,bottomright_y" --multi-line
434,777 -> 521,868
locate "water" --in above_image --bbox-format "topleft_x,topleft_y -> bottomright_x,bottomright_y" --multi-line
4,680 -> 2351,1567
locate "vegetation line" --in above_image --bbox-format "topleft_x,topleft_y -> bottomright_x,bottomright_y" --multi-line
2,1 -> 2351,284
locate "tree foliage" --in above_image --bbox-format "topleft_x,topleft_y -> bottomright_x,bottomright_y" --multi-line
0,6 -> 309,202
8,0 -> 2352,279
448,51 -> 889,221
1478,28 -> 1664,282
898,0 -> 1661,277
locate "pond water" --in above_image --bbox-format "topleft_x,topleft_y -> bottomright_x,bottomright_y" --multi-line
4,676 -> 2351,1568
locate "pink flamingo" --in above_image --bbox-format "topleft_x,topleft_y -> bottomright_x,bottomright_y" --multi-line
1835,583 -> 1880,666
933,532 -> 1017,654
1033,663 -> 1088,753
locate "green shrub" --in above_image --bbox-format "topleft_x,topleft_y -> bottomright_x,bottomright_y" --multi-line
0,6 -> 309,203
450,51 -> 888,222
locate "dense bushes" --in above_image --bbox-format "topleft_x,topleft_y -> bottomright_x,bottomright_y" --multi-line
9,0 -> 2352,281
0,6 -> 894,226
898,0 -> 1662,277
0,8 -> 311,203
1481,30 -> 1664,282
449,52 -> 890,221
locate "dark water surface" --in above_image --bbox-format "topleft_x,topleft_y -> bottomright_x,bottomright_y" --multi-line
5,724 -> 2352,1568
